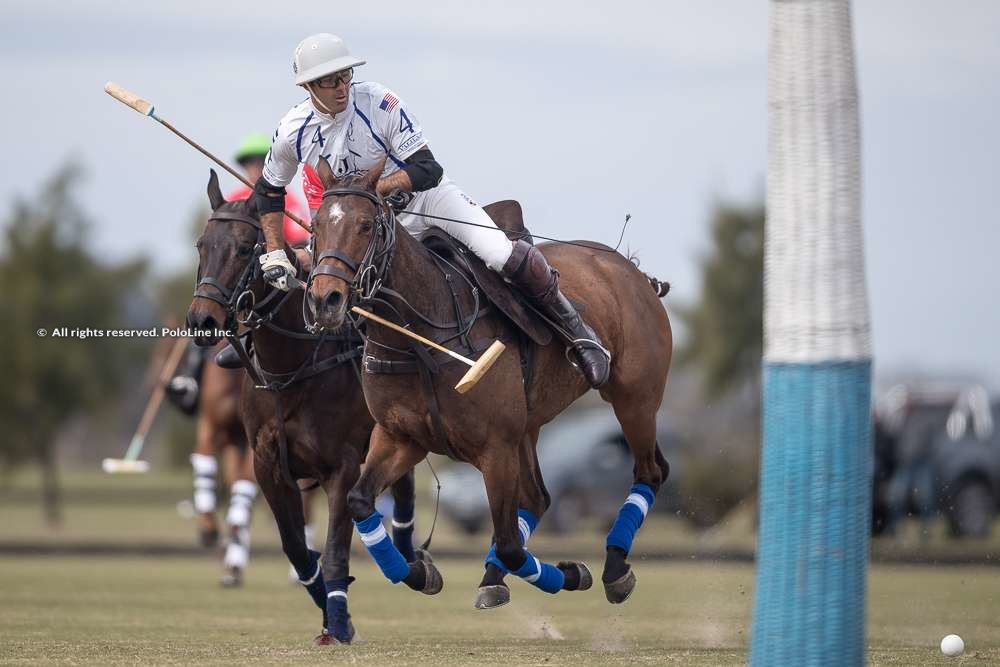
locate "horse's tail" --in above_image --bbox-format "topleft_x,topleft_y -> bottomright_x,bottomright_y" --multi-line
645,273 -> 670,298
626,252 -> 670,298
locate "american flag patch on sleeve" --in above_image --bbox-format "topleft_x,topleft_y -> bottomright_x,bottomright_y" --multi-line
378,93 -> 399,113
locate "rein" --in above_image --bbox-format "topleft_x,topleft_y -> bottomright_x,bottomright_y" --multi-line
194,207 -> 360,490
309,187 -> 483,354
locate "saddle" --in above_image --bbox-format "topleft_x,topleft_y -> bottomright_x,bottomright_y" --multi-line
422,200 -> 553,347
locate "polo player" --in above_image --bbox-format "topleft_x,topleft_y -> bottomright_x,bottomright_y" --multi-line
254,33 -> 611,388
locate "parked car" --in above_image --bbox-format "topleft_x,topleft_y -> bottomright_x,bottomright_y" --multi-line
873,383 -> 999,537
437,409 -> 687,534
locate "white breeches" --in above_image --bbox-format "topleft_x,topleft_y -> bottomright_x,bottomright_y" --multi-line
401,177 -> 514,271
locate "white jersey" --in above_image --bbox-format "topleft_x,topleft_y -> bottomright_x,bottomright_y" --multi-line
262,79 -> 515,272
262,81 -> 431,188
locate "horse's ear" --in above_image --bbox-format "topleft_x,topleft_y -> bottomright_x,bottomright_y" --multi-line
362,157 -> 386,192
207,169 -> 225,210
316,157 -> 337,189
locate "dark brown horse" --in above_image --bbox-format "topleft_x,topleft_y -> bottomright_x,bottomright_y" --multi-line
186,171 -> 425,643
307,160 -> 672,608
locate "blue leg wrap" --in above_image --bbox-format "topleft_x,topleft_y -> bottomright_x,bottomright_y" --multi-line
485,509 -> 538,570
324,576 -> 353,641
355,512 -> 410,583
295,549 -> 328,627
392,499 -> 416,563
510,549 -> 565,594
606,483 -> 656,554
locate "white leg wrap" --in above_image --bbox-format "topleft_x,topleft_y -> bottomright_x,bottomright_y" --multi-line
224,527 -> 250,569
226,480 -> 258,527
191,454 -> 218,514
190,453 -> 217,476
194,489 -> 216,514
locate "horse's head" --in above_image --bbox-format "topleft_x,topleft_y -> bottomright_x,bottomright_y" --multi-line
307,156 -> 389,331
186,169 -> 263,346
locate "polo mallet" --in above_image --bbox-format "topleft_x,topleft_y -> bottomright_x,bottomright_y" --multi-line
103,82 -> 311,233
351,306 -> 505,393
103,335 -> 190,474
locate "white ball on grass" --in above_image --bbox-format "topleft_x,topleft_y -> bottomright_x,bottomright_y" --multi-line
940,634 -> 964,657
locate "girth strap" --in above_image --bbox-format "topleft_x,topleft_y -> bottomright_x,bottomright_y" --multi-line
271,391 -> 300,491
411,343 -> 463,463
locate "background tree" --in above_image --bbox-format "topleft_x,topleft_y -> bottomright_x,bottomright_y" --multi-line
0,163 -> 147,524
673,199 -> 764,527
678,200 -> 764,397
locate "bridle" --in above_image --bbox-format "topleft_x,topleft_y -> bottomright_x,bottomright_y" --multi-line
307,186 -> 396,321
193,209 -> 297,333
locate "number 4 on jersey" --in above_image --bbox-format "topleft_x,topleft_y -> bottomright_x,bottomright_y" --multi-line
398,109 -> 414,134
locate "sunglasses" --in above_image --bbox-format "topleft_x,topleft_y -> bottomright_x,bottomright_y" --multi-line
314,69 -> 354,89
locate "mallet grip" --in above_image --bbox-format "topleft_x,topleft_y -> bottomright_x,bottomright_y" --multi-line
105,82 -> 154,116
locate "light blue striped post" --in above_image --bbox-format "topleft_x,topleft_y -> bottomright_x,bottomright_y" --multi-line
751,2 -> 872,666
753,363 -> 871,665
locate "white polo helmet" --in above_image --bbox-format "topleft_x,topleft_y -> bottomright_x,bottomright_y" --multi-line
292,33 -> 366,85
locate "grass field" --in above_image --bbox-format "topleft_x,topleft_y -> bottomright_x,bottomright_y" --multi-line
2,556 -> 999,665
2,469 -> 1000,665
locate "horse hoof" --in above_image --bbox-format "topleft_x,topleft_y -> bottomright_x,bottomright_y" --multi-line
474,584 -> 511,610
414,548 -> 434,564
313,631 -> 347,646
419,560 -> 444,595
558,561 -> 593,591
219,567 -> 243,588
604,566 -> 636,604
315,618 -> 355,645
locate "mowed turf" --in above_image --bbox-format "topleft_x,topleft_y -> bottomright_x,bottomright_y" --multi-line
1,555 -> 999,666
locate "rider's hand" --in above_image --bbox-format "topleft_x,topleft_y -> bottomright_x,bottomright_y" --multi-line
259,249 -> 296,291
385,188 -> 413,211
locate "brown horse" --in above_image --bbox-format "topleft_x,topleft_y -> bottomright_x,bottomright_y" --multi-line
186,170 -> 426,643
307,160 -> 672,608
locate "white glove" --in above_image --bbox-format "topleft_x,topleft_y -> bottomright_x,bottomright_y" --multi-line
259,249 -> 296,291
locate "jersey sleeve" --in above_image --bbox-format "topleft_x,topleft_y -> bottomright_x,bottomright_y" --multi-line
260,125 -> 299,188
372,87 -> 427,162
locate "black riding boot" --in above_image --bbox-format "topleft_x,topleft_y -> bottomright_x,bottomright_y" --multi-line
214,342 -> 245,370
502,240 -> 610,388
165,341 -> 208,415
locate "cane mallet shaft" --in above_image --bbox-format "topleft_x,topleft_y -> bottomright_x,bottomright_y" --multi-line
103,81 -> 311,233
103,335 -> 190,474
351,306 -> 505,393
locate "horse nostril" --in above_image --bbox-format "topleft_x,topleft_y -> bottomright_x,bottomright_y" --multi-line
324,291 -> 343,312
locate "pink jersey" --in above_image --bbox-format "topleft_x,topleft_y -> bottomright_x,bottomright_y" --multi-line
226,186 -> 310,245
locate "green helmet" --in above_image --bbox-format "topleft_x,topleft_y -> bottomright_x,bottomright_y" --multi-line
234,133 -> 272,162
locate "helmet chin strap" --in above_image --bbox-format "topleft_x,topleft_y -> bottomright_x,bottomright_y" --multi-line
305,83 -> 336,115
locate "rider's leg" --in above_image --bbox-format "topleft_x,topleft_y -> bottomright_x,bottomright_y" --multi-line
405,181 -> 610,388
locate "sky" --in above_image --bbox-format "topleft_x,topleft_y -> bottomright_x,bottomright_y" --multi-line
1,0 -> 998,388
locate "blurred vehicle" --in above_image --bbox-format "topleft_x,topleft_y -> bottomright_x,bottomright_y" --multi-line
873,383 -> 999,538
437,410 -> 686,534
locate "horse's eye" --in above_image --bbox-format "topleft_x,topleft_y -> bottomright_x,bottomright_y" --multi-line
360,222 -> 373,233
237,245 -> 252,258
